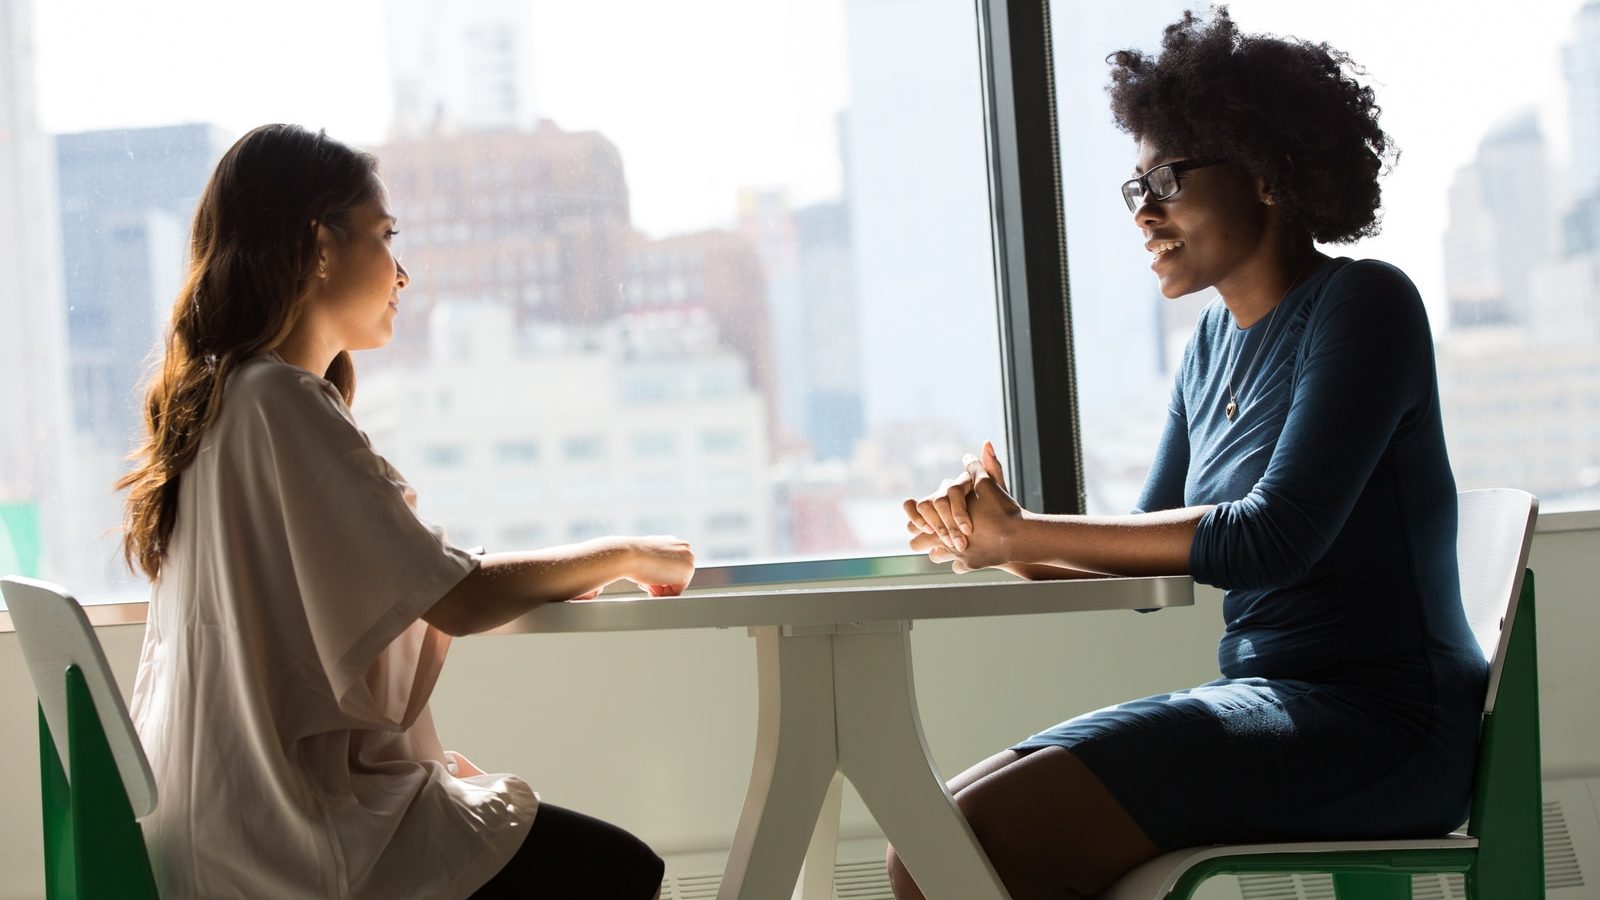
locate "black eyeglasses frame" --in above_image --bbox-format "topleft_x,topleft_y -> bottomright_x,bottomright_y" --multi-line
1120,158 -> 1229,212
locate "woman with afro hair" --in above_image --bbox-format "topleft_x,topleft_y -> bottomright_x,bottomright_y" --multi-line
899,7 -> 1482,898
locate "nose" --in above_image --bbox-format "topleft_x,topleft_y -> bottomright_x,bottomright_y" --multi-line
395,259 -> 410,290
1132,194 -> 1164,229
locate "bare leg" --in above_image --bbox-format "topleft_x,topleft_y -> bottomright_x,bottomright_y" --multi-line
886,748 -> 1159,900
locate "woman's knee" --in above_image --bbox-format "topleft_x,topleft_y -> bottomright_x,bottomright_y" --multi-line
884,844 -> 924,900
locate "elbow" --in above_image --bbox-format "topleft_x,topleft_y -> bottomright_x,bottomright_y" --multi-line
423,578 -> 481,637
1191,503 -> 1317,591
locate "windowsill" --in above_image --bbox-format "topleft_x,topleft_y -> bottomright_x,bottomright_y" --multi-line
3,508 -> 1597,634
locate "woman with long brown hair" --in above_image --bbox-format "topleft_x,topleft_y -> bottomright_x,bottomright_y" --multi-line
122,123 -> 691,899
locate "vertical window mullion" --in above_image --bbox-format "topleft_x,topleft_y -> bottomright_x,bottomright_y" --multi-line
976,0 -> 1085,514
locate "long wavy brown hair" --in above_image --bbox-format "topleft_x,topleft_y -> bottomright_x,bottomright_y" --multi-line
120,124 -> 378,579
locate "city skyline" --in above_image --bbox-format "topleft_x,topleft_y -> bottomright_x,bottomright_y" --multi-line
5,0 -> 1598,605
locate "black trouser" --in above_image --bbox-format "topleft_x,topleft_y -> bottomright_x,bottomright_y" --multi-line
469,804 -> 664,899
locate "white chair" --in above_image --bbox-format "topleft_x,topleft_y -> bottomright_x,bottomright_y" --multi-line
3,575 -> 160,898
1100,488 -> 1543,900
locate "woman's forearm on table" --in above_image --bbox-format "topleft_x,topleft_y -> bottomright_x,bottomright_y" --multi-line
1005,506 -> 1212,577
425,539 -> 636,636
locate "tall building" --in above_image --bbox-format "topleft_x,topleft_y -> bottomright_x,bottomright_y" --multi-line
387,0 -> 539,137
1442,108 -> 1550,328
0,0 -> 71,582
358,303 -> 772,562
737,188 -> 864,460
1564,1 -> 1600,199
378,124 -> 633,343
55,124 -> 229,449
842,0 -> 1002,441
793,200 -> 863,460
377,125 -> 776,430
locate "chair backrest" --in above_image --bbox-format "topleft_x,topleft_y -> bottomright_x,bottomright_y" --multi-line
1455,489 -> 1539,715
1,576 -> 157,817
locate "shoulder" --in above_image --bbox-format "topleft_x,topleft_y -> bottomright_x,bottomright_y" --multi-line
221,356 -> 359,441
1324,258 -> 1420,300
1309,257 -> 1430,335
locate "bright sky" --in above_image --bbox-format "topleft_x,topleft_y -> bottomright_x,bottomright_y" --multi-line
32,0 -> 849,240
32,0 -> 1592,308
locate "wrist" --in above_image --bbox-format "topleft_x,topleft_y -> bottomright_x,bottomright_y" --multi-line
1004,510 -> 1039,564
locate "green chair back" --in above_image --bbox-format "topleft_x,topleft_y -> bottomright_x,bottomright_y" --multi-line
3,576 -> 159,899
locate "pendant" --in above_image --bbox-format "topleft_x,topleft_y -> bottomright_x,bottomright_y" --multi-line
1225,400 -> 1238,421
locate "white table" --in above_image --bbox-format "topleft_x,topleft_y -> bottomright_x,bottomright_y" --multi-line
493,574 -> 1193,900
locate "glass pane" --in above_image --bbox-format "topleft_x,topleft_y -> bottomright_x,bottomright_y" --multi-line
0,0 -> 1008,606
1054,0 -> 1600,514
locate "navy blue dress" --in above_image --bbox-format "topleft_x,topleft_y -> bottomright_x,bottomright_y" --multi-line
1013,258 -> 1488,850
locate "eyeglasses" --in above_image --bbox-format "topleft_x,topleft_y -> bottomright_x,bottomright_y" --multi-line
1121,158 -> 1227,212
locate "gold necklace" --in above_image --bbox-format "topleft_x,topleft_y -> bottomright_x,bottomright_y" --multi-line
1225,257 -> 1314,422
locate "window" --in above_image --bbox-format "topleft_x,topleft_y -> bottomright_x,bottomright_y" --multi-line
495,441 -> 541,465
562,436 -> 607,463
1053,0 -> 1600,514
422,445 -> 467,468
628,433 -> 677,459
2,0 -> 1015,608
36,0 -> 1575,610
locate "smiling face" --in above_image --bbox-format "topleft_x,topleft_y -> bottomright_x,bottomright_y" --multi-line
314,176 -> 408,352
1132,140 -> 1275,300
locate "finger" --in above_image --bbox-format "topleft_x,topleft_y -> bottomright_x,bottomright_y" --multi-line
903,497 -> 935,534
916,498 -> 956,550
928,544 -> 956,564
909,531 -> 943,553
930,495 -> 967,551
646,583 -> 683,597
946,480 -> 973,538
983,441 -> 1009,492
951,559 -> 971,575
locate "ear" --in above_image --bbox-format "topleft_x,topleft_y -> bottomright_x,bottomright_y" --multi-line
1260,155 -> 1295,207
1256,174 -> 1275,207
312,220 -> 334,279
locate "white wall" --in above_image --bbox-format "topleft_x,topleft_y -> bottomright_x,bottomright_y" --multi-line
1,520 -> 1595,898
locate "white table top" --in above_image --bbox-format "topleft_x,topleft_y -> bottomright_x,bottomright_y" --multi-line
488,574 -> 1194,635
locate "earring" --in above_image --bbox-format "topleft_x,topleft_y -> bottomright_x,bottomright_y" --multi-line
1264,196 -> 1276,207
318,265 -> 327,278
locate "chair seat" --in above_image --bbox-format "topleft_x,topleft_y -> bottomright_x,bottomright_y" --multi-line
1097,833 -> 1479,899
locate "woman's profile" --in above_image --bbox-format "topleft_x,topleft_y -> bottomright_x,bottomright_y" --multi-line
121,123 -> 691,899
900,8 -> 1483,898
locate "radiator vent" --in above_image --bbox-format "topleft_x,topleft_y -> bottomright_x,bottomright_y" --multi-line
1546,796 -> 1587,890
1409,873 -> 1467,899
833,859 -> 896,898
664,871 -> 722,900
1237,873 -> 1334,899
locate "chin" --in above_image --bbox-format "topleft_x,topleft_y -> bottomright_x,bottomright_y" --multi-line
1156,275 -> 1195,299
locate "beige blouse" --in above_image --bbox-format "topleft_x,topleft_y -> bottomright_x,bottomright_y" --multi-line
130,354 -> 536,899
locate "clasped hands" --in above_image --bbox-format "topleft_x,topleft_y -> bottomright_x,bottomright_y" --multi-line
902,440 -> 1024,573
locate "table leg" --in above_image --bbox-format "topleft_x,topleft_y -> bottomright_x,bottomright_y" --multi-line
719,627 -> 841,900
792,771 -> 844,900
832,626 -> 1012,900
